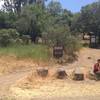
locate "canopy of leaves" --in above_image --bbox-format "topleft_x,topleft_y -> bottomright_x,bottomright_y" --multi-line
47,1 -> 62,15
0,0 -> 81,55
71,1 -> 100,36
0,29 -> 19,47
2,0 -> 47,14
15,4 -> 49,41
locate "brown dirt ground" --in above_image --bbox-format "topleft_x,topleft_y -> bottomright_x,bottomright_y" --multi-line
0,47 -> 100,100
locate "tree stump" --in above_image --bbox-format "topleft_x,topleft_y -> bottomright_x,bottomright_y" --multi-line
95,72 -> 100,81
36,67 -> 48,77
88,70 -> 95,80
55,68 -> 67,79
73,68 -> 84,81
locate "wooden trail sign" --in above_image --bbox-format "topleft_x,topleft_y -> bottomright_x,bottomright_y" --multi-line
53,46 -> 63,58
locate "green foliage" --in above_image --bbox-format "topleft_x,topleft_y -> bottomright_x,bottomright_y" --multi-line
72,1 -> 100,35
0,29 -> 19,47
2,0 -> 47,14
21,35 -> 31,44
47,1 -> 62,15
1,1 -> 74,42
61,9 -> 73,26
0,44 -> 50,61
0,34 -> 11,47
43,24 -> 69,45
71,13 -> 81,32
0,11 -> 17,29
15,5 -> 47,41
0,0 -> 82,58
64,36 -> 81,55
42,24 -> 81,55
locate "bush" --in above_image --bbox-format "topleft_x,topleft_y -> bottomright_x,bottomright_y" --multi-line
0,29 -> 20,47
0,44 -> 50,60
42,24 -> 82,63
0,34 -> 11,47
64,35 -> 81,55
21,35 -> 31,45
42,25 -> 81,55
43,25 -> 68,45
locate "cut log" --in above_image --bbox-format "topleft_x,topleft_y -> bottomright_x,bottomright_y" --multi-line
89,72 -> 100,81
73,73 -> 84,81
88,70 -> 95,80
36,67 -> 48,77
95,72 -> 100,81
73,68 -> 84,81
55,68 -> 67,79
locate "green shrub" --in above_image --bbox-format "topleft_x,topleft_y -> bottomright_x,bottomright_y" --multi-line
21,35 -> 31,45
42,25 -> 81,55
64,35 -> 81,55
0,34 -> 11,47
0,29 -> 20,47
42,24 -> 82,63
0,44 -> 50,61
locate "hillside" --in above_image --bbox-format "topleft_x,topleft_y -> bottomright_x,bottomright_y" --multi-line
0,47 -> 100,99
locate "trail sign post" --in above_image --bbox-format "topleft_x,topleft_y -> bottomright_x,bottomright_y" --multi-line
89,32 -> 98,48
53,46 -> 63,59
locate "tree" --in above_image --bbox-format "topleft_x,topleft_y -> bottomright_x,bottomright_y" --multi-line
47,1 -> 62,16
2,0 -> 47,14
2,0 -> 24,13
15,5 -> 48,41
59,9 -> 73,27
71,13 -> 81,32
0,11 -> 17,29
0,11 -> 7,29
71,1 -> 100,43
42,23 -> 81,58
72,1 -> 100,34
0,29 -> 19,47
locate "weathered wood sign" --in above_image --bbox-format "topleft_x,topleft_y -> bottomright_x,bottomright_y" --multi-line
53,46 -> 63,58
89,32 -> 99,48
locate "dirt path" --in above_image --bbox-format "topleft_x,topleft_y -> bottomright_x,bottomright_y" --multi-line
0,67 -> 33,97
31,96 -> 100,100
0,48 -> 100,99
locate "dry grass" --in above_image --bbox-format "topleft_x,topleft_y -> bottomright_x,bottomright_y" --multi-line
0,47 -> 100,99
11,69 -> 100,99
0,56 -> 33,75
10,47 -> 100,99
0,55 -> 51,75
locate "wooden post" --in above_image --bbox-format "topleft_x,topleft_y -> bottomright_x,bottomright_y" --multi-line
89,33 -> 97,48
53,46 -> 63,59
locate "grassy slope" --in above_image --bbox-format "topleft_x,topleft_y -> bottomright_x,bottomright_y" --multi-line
0,44 -> 50,61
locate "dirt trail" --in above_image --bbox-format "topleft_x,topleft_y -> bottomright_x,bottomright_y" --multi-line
67,48 -> 100,69
0,67 -> 33,97
0,48 -> 100,99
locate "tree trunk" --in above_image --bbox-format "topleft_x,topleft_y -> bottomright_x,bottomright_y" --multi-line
82,32 -> 85,40
73,68 -> 84,81
36,67 -> 48,77
73,73 -> 84,81
55,68 -> 67,79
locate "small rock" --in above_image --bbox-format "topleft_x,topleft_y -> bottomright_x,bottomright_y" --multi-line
87,57 -> 91,59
